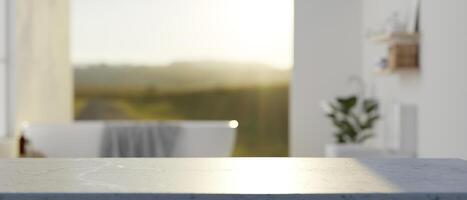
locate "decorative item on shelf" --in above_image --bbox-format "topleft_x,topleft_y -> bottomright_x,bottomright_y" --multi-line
375,57 -> 389,72
322,95 -> 385,157
384,12 -> 406,34
371,33 -> 419,74
407,0 -> 421,33
366,12 -> 409,41
389,43 -> 418,68
367,4 -> 421,74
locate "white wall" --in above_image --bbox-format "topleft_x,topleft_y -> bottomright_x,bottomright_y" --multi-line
0,0 -> 7,138
418,0 -> 467,159
12,0 -> 72,135
361,0 -> 467,159
291,0 -> 362,156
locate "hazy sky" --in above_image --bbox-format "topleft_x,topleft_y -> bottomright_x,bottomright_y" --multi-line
71,0 -> 293,69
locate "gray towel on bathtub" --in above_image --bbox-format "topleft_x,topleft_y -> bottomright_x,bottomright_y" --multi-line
100,122 -> 181,157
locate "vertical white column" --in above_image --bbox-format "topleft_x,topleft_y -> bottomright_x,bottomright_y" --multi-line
291,0 -> 362,156
13,0 -> 71,136
0,0 -> 7,138
0,0 -> 18,158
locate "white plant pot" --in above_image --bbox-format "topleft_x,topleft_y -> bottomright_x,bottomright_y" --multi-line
325,143 -> 387,158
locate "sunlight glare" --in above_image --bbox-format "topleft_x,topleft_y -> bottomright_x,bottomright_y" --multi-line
229,120 -> 239,129
72,0 -> 293,69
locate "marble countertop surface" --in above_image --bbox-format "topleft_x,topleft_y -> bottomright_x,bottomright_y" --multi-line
0,158 -> 467,200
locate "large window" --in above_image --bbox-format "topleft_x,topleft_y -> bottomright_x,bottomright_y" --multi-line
72,0 -> 293,156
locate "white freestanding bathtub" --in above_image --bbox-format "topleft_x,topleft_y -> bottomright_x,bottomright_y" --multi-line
22,121 -> 237,157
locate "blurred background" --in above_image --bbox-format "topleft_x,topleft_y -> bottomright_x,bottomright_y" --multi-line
71,0 -> 292,157
0,0 -> 466,160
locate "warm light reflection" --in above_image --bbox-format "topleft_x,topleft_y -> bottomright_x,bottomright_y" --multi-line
212,158 -> 401,194
218,159 -> 307,193
229,120 -> 239,129
118,159 -> 404,194
21,121 -> 30,130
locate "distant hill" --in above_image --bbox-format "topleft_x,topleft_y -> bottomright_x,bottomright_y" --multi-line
74,61 -> 290,92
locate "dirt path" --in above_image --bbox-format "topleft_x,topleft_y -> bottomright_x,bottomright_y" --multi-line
77,98 -> 132,120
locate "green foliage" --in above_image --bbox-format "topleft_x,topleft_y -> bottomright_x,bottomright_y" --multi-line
324,95 -> 380,144
74,63 -> 290,156
75,85 -> 289,157
74,62 -> 289,92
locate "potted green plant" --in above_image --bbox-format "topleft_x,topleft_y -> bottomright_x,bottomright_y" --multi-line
321,95 -> 384,157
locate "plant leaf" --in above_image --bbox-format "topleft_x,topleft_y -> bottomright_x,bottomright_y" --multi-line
361,115 -> 380,129
337,96 -> 357,114
326,113 -> 336,119
363,99 -> 378,113
356,133 -> 373,143
334,133 -> 346,144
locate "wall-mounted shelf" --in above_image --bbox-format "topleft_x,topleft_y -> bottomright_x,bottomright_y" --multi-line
369,32 -> 420,45
369,32 -> 420,74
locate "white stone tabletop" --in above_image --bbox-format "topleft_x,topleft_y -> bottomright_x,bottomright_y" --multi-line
0,158 -> 466,200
